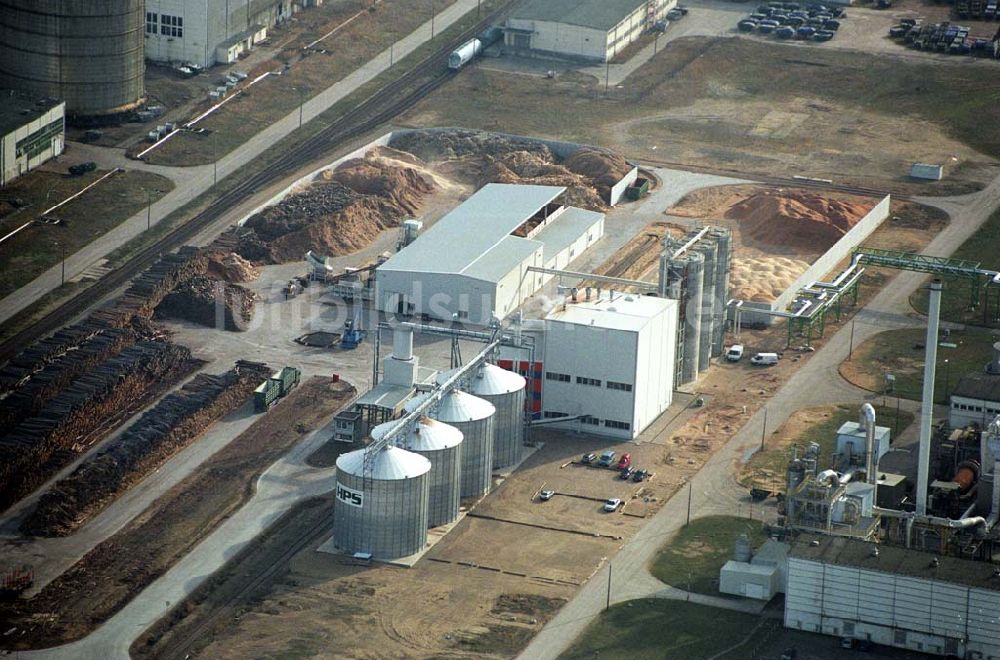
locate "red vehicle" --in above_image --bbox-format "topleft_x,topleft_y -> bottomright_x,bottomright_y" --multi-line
616,453 -> 631,470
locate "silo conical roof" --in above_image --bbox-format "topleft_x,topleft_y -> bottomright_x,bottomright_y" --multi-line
436,364 -> 526,396
372,417 -> 463,451
336,445 -> 431,479
405,389 -> 495,422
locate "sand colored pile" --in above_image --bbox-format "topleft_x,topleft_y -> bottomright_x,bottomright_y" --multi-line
389,129 -> 635,210
205,251 -> 260,282
726,191 -> 872,251
238,154 -> 436,263
729,256 -> 811,302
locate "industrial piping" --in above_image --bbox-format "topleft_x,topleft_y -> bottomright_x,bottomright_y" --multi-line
916,279 -> 943,516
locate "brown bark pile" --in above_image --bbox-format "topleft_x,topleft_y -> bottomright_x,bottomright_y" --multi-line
0,341 -> 200,513
22,360 -> 271,537
154,275 -> 256,331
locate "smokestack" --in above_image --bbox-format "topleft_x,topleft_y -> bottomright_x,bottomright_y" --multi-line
916,279 -> 943,516
861,403 -> 877,484
392,327 -> 414,361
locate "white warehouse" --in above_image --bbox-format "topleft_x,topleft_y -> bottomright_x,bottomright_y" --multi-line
375,183 -> 604,325
537,294 -> 678,439
1,91 -> 65,186
503,0 -> 675,62
785,533 -> 1000,658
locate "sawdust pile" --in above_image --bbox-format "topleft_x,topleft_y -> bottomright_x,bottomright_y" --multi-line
390,129 -> 634,209
205,251 -> 260,282
726,191 -> 872,250
729,256 -> 811,302
238,154 -> 436,263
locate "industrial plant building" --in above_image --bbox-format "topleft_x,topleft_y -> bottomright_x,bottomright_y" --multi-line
503,0 -> 676,62
949,342 -> 1000,429
143,0 -> 297,67
375,184 -> 605,325
538,294 -> 677,439
0,92 -> 65,186
0,0 -> 145,119
785,533 -> 1000,658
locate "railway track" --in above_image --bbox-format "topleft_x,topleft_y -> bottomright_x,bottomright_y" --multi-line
0,4 -> 512,366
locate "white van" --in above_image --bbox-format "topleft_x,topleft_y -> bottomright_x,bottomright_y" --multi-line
726,345 -> 744,362
750,352 -> 779,366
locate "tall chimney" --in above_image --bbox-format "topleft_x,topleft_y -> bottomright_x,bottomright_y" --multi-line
916,279 -> 943,516
861,403 -> 877,484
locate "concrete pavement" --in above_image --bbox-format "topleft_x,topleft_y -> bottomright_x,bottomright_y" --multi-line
0,0 -> 487,327
519,172 -> 1000,659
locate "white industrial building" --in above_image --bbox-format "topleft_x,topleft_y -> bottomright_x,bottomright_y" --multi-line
503,0 -> 675,62
534,294 -> 678,439
785,533 -> 1000,658
0,91 -> 65,186
949,346 -> 1000,429
143,0 -> 307,67
720,538 -> 788,601
375,183 -> 605,325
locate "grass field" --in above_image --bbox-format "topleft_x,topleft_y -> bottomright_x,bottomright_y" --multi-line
402,36 -> 999,194
909,207 -> 1000,328
0,169 -> 173,299
840,327 -> 998,404
561,599 -> 777,659
740,404 -> 915,489
649,515 -> 767,596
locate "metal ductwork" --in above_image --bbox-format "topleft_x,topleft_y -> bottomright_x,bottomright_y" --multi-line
861,403 -> 877,484
916,280 -> 943,516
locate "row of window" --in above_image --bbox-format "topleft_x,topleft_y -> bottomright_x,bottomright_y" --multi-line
15,119 -> 62,160
952,401 -> 1000,415
542,411 -> 631,431
145,12 -> 183,37
545,372 -> 633,392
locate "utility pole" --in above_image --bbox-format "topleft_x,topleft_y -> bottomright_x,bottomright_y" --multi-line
212,131 -> 218,185
146,188 -> 152,230
58,242 -> 65,285
686,481 -> 693,525
760,406 -> 768,451
297,86 -> 304,128
605,60 -> 610,95
431,0 -> 436,38
606,563 -> 612,610
848,319 -> 856,360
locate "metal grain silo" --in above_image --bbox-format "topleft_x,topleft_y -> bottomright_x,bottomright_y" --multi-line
333,445 -> 430,559
0,0 -> 145,119
709,227 -> 732,357
407,389 -> 495,498
662,250 -> 704,385
372,417 -> 462,528
438,364 -> 526,470
694,238 -> 718,373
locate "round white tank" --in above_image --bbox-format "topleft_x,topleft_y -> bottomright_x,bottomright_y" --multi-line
437,364 -> 526,469
406,389 -> 495,498
333,445 -> 430,559
372,417 -> 462,527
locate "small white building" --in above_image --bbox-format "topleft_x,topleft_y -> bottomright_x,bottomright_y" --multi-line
143,0 -> 300,67
538,294 -> 677,439
0,91 -> 65,187
785,533 -> 1000,657
949,349 -> 1000,429
720,538 -> 789,601
375,184 -> 605,325
504,0 -> 675,63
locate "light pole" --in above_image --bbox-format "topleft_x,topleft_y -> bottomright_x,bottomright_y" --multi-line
431,0 -> 436,38
848,319 -> 856,360
943,358 -> 950,400
146,188 -> 153,230
296,86 -> 304,128
760,406 -> 768,451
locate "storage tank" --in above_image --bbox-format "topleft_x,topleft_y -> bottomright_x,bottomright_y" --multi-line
695,238 -> 718,373
663,250 -> 704,384
709,227 -> 732,357
437,363 -> 526,469
372,417 -> 462,528
333,445 -> 430,559
407,389 -> 495,498
0,0 -> 145,119
448,38 -> 483,69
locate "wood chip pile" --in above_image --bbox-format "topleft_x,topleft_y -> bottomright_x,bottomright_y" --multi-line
154,275 -> 256,331
22,360 -> 271,537
0,342 -> 199,513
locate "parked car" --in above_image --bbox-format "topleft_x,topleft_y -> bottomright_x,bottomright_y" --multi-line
603,498 -> 622,512
781,649 -> 797,660
776,25 -> 796,38
632,468 -> 649,482
750,352 -> 779,366
617,453 -> 632,470
796,26 -> 817,38
823,18 -> 840,30
598,450 -> 617,467
726,344 -> 744,362
813,29 -> 835,41
620,466 -> 636,480
758,19 -> 780,33
539,489 -> 555,501
738,19 -> 759,31
667,8 -> 686,20
581,452 -> 597,464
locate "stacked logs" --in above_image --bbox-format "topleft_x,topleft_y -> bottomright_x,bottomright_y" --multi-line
154,275 -> 256,331
23,360 -> 270,536
0,342 -> 199,513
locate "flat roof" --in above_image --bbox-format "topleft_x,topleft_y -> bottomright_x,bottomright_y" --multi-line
378,183 -> 564,278
534,207 -> 604,264
546,294 -> 676,333
355,367 -> 437,410
464,235 -> 540,282
790,533 -> 1000,591
509,0 -> 649,31
0,89 -> 63,136
953,372 -> 1000,404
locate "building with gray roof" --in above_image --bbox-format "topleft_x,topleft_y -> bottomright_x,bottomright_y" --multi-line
503,0 -> 675,62
375,183 -> 604,325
